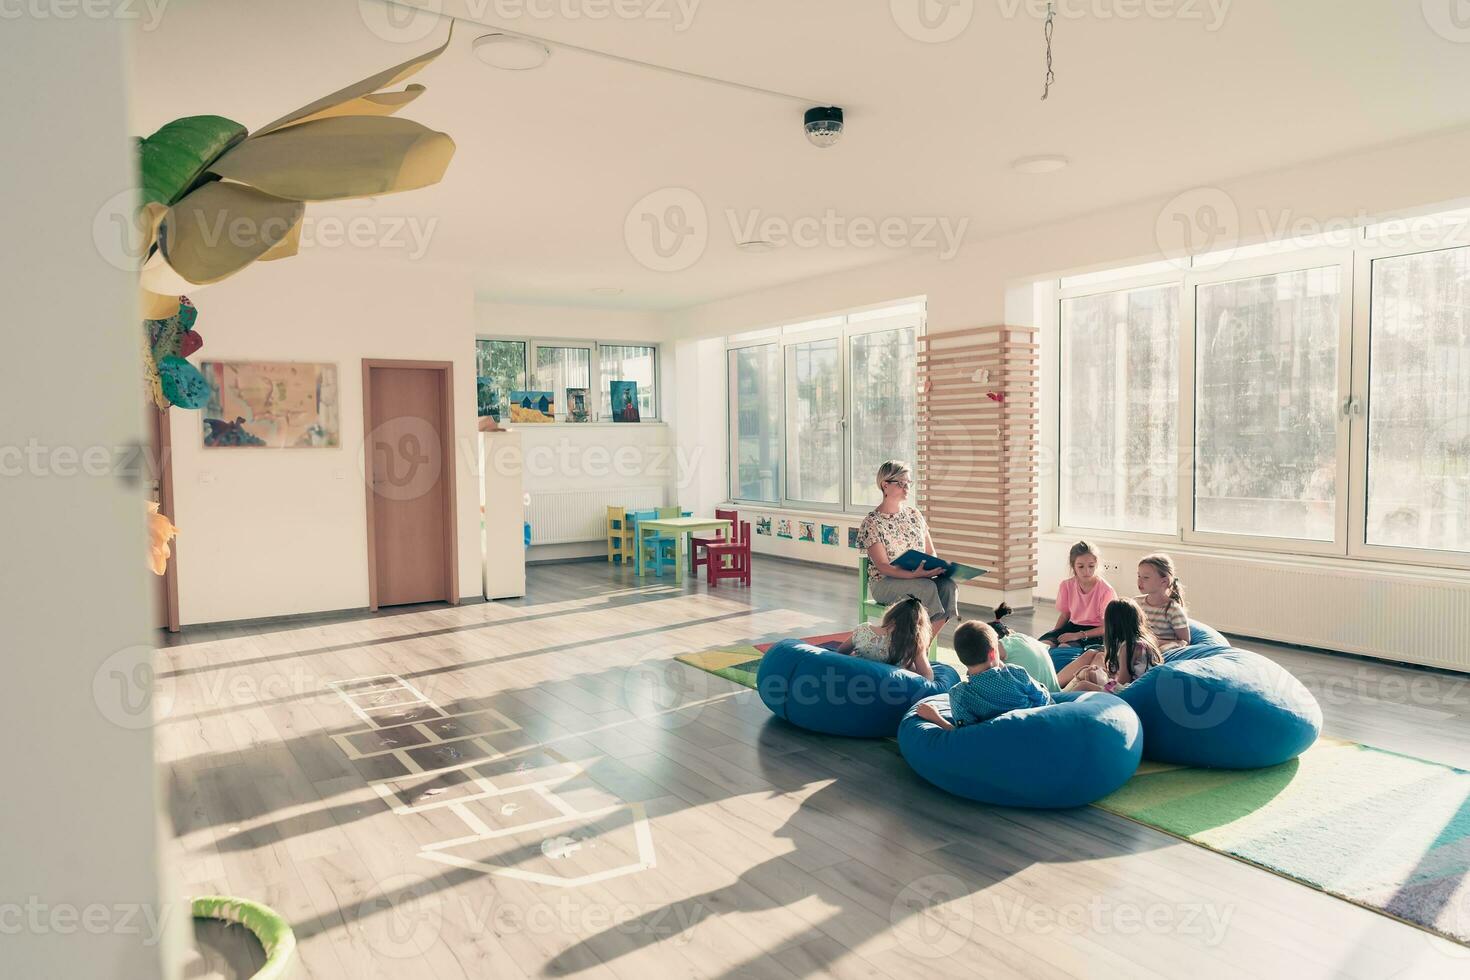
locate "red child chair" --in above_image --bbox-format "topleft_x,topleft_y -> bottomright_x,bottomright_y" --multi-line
691,508 -> 738,577
705,520 -> 752,588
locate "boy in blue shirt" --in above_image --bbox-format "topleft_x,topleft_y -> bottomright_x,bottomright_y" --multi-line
915,620 -> 1052,729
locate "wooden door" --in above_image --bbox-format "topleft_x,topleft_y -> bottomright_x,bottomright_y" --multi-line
363,361 -> 458,609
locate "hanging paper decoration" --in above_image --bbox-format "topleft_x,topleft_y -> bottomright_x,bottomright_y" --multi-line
133,25 -> 458,407
147,501 -> 178,576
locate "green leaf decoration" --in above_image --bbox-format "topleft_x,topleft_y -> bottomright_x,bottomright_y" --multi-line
158,355 -> 211,410
138,115 -> 248,207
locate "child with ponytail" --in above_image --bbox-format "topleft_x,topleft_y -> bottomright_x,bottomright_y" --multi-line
838,596 -> 935,680
1135,553 -> 1191,653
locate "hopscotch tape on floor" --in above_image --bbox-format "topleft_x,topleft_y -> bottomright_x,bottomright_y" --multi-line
327,674 -> 657,888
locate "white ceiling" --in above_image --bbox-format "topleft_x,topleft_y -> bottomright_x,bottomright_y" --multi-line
131,0 -> 1470,310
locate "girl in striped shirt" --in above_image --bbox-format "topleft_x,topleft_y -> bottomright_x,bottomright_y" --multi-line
1136,553 -> 1191,653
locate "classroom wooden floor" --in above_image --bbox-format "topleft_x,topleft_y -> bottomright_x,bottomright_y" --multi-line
162,557 -> 1470,980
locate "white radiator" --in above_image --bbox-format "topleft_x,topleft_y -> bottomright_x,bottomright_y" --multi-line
527,486 -> 667,545
1038,537 -> 1470,673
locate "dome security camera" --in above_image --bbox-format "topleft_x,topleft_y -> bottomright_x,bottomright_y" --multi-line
803,106 -> 844,148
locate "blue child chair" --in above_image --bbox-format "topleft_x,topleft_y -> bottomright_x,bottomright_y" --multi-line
631,508 -> 678,577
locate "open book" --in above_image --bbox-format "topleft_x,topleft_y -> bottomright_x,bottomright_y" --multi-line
891,549 -> 988,582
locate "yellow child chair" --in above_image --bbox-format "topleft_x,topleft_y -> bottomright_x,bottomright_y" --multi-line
606,506 -> 635,564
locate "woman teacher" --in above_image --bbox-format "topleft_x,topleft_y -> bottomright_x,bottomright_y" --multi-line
854,460 -> 957,635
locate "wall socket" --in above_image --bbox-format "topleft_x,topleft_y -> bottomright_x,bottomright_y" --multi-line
1102,561 -> 1120,573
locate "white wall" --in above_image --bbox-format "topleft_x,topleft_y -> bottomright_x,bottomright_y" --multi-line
170,259 -> 481,625
661,125 -> 1470,611
2,18 -> 178,979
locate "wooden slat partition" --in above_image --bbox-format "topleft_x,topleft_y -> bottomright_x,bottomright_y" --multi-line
917,325 -> 1038,594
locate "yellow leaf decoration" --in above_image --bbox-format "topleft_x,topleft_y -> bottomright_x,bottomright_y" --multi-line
252,22 -> 454,136
208,116 -> 455,202
157,181 -> 306,284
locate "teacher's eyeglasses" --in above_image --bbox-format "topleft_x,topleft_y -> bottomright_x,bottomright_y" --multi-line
885,479 -> 912,489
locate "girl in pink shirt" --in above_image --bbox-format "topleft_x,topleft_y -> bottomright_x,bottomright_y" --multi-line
1039,541 -> 1117,648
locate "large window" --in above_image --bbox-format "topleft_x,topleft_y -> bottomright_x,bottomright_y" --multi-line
785,338 -> 843,505
1054,209 -> 1470,570
1365,245 -> 1470,555
476,338 -> 658,422
475,339 -> 526,421
1193,267 -> 1343,542
849,327 -> 918,509
728,302 -> 923,513
730,344 -> 781,502
599,344 -> 658,420
1059,284 -> 1179,535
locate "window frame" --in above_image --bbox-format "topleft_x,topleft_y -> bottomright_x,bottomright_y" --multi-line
476,335 -> 660,423
1054,272 -> 1185,545
727,341 -> 784,506
1347,230 -> 1470,570
1179,248 -> 1356,556
725,300 -> 926,515
1050,215 -> 1470,575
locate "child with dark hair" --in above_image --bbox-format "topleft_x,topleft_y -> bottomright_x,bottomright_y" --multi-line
838,596 -> 934,680
1056,598 -> 1164,693
914,620 -> 1052,731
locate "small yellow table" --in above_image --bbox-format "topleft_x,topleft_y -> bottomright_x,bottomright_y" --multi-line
635,516 -> 732,578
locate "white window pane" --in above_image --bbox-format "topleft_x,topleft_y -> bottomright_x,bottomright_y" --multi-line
598,344 -> 657,419
785,339 -> 842,505
1194,267 -> 1341,541
1060,285 -> 1179,534
731,345 -> 780,502
475,339 -> 526,421
532,346 -> 590,419
1367,246 -> 1470,552
849,327 -> 917,509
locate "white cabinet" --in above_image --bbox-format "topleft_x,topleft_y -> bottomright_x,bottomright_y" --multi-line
480,431 -> 526,599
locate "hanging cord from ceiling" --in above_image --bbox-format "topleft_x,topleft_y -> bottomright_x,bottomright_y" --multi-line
1040,1 -> 1056,100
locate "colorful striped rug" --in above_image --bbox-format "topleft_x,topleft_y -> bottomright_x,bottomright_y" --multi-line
675,640 -> 1470,947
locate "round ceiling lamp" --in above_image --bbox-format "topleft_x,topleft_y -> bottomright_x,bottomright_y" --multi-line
473,33 -> 552,71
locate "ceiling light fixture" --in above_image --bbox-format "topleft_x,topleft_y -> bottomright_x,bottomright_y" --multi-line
1011,155 -> 1069,174
590,286 -> 624,295
473,33 -> 552,71
803,106 -> 844,148
737,239 -> 778,253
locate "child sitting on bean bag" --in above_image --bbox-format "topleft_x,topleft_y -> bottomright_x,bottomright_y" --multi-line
915,620 -> 1052,730
837,596 -> 935,681
1056,598 -> 1163,693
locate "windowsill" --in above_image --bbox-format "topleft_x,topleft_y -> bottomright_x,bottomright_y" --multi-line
493,420 -> 666,428
1039,529 -> 1470,585
724,501 -> 875,520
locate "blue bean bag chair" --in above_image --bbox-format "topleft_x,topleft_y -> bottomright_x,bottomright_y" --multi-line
756,640 -> 962,738
1048,619 -> 1229,673
898,691 -> 1142,808
1117,646 -> 1321,769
